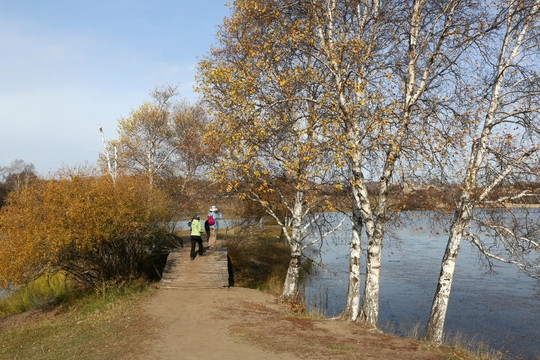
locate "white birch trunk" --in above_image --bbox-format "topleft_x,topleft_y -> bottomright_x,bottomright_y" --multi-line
424,213 -> 468,343
350,144 -> 382,327
281,242 -> 302,299
99,126 -> 117,186
359,231 -> 382,326
247,188 -> 306,300
339,199 -> 363,320
280,191 -> 305,299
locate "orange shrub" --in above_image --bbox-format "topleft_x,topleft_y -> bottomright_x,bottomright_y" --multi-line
0,168 -> 174,290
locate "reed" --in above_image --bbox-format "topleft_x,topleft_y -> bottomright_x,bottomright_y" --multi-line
381,320 -> 503,360
0,272 -> 72,316
442,331 -> 503,360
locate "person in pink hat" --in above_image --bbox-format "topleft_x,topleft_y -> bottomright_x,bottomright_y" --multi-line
207,205 -> 222,248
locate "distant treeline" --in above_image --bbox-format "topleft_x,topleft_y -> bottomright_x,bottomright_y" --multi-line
322,181 -> 540,212
401,182 -> 540,210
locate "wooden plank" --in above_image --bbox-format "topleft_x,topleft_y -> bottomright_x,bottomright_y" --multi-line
160,246 -> 230,289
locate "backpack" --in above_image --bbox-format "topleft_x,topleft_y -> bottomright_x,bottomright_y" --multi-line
207,215 -> 215,226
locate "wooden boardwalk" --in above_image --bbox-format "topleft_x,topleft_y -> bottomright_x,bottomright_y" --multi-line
160,243 -> 230,290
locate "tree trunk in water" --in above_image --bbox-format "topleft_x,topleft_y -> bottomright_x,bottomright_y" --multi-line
424,216 -> 466,343
339,201 -> 363,321
359,232 -> 382,327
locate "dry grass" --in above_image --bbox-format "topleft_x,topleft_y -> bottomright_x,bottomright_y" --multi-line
224,294 -> 493,360
0,282 -> 155,360
225,224 -> 291,293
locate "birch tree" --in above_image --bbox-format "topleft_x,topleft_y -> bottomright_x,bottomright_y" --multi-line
0,159 -> 38,191
173,100 -> 212,186
101,86 -> 211,212
424,0 -> 540,343
306,0 -> 391,321
197,0 -> 338,300
109,85 -> 178,190
309,0 -> 484,326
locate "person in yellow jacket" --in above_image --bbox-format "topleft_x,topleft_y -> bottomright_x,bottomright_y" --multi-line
189,214 -> 205,260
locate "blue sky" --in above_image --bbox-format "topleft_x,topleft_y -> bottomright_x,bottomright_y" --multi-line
0,0 -> 231,176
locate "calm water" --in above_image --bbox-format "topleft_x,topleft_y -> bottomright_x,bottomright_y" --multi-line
304,211 -> 539,360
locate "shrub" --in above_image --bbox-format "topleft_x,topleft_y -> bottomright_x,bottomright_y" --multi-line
0,167 -> 174,290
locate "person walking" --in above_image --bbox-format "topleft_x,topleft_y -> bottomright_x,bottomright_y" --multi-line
207,205 -> 222,248
189,214 -> 205,260
204,219 -> 210,246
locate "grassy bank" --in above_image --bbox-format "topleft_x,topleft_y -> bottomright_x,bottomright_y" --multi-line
223,224 -> 504,359
0,280 -> 153,360
225,224 -> 291,293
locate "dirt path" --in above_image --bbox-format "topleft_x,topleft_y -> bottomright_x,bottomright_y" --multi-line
136,247 -> 452,360
141,287 -> 300,360
138,242 -> 299,359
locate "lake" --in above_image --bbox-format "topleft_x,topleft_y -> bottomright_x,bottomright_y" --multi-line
303,211 -> 539,360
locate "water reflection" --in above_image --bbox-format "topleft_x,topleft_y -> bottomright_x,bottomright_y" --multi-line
303,211 -> 539,360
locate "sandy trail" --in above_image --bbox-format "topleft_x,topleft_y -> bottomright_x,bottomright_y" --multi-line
141,286 -> 299,360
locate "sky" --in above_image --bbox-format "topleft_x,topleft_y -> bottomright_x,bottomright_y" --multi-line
0,0 -> 231,176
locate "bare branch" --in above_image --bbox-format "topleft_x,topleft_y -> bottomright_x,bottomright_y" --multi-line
302,215 -> 346,250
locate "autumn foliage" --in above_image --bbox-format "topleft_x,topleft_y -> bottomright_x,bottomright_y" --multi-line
0,168 -> 174,290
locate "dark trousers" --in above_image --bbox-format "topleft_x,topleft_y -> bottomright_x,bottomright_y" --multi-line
190,235 -> 204,259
